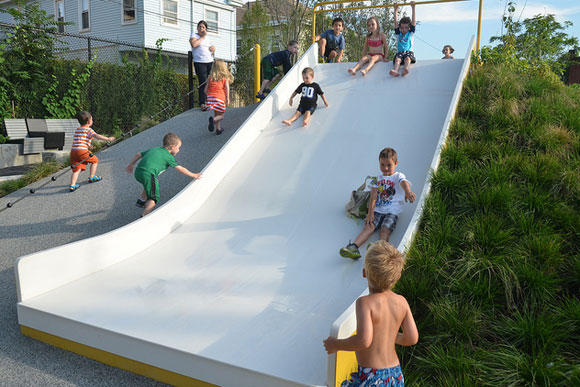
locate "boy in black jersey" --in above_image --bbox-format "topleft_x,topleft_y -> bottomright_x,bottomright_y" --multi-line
282,67 -> 329,127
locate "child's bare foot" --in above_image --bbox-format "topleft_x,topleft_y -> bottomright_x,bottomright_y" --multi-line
282,120 -> 291,126
360,69 -> 367,76
389,69 -> 400,77
302,120 -> 309,127
348,68 -> 356,75
402,68 -> 410,76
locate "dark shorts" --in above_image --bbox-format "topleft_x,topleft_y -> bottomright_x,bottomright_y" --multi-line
297,104 -> 316,115
135,170 -> 159,203
341,364 -> 404,387
393,51 -> 416,64
372,212 -> 398,232
261,58 -> 278,81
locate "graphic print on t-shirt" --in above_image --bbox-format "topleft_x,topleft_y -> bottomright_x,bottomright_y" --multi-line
373,176 -> 396,207
295,82 -> 324,109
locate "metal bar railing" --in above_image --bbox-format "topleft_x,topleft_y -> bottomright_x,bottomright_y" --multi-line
312,0 -> 483,54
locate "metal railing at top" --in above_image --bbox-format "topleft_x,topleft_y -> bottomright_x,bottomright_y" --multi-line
312,0 -> 483,54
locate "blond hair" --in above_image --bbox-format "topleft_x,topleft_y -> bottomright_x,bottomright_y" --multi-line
365,241 -> 405,291
209,60 -> 234,83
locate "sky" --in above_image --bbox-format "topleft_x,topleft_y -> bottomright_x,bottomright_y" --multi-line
404,0 -> 580,59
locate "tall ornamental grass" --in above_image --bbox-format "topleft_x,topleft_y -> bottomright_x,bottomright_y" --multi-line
396,63 -> 580,386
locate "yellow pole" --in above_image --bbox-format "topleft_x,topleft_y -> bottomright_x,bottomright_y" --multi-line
312,11 -> 317,44
476,0 -> 483,57
254,44 -> 261,104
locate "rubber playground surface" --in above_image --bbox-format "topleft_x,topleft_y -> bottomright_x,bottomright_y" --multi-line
0,104 -> 256,387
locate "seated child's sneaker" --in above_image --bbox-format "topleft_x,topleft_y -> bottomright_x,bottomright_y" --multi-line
340,242 -> 361,260
88,175 -> 102,183
136,198 -> 146,208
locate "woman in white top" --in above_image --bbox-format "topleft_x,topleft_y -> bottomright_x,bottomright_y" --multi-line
189,21 -> 216,110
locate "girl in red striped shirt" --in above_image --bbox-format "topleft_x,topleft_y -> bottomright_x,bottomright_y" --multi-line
204,60 -> 233,135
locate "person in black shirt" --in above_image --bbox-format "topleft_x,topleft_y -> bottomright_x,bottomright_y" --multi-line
256,40 -> 300,100
282,67 -> 329,127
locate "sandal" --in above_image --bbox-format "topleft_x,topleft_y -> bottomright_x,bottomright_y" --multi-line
216,128 -> 224,135
88,175 -> 102,183
69,184 -> 80,192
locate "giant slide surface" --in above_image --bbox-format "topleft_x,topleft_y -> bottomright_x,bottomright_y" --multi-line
15,41 -> 472,387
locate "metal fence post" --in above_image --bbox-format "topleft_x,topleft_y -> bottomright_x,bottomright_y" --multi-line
88,37 -> 93,111
188,51 -> 194,109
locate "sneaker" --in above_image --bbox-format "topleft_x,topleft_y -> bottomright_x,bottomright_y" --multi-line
339,242 -> 361,260
208,116 -> 215,132
69,184 -> 80,192
264,88 -> 271,94
216,128 -> 224,135
136,199 -> 146,208
366,242 -> 375,251
88,175 -> 102,183
256,93 -> 266,100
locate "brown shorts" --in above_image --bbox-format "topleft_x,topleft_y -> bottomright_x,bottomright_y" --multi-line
70,149 -> 98,172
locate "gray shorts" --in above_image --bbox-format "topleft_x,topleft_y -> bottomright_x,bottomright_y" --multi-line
372,212 -> 398,232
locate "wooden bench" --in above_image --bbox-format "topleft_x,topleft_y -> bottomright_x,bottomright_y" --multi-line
26,119 -> 66,150
45,119 -> 79,151
3,119 -> 45,155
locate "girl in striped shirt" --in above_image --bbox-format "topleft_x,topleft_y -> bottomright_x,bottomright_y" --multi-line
69,111 -> 115,192
204,60 -> 233,135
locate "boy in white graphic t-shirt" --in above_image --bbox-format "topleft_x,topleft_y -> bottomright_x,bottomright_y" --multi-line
340,147 -> 416,260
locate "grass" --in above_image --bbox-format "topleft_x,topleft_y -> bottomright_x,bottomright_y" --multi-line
0,162 -> 65,198
395,63 -> 580,385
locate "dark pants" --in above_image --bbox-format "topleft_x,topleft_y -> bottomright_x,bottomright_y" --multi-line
194,61 -> 213,106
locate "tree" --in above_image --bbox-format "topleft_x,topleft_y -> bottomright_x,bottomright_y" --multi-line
0,0 -> 63,117
234,2 -> 273,104
488,1 -> 579,77
263,0 -> 314,52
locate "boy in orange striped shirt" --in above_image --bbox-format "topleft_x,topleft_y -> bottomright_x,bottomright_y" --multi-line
69,111 -> 115,192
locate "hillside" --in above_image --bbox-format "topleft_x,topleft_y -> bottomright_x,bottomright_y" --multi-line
398,63 -> 580,385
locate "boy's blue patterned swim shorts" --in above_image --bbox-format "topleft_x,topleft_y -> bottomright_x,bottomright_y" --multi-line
341,364 -> 404,387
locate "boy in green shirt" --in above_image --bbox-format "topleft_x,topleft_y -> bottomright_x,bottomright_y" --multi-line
126,133 -> 202,217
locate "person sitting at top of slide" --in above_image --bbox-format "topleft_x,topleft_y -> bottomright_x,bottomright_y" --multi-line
348,16 -> 389,76
390,1 -> 417,77
315,17 -> 345,63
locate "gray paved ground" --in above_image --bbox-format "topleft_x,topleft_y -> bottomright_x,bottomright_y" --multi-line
0,104 -> 257,387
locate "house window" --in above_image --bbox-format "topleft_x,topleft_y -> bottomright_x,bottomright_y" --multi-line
205,9 -> 218,33
162,0 -> 178,25
123,0 -> 136,24
80,0 -> 90,31
55,0 -> 65,33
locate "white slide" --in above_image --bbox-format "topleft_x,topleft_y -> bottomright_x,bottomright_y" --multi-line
15,40 -> 473,387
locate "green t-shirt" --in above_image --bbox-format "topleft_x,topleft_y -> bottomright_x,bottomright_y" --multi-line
136,147 -> 178,177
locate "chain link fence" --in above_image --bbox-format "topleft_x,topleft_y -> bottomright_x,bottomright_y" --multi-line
0,22 -> 255,135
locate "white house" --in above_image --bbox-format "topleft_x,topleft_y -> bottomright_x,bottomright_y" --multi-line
0,0 -> 243,65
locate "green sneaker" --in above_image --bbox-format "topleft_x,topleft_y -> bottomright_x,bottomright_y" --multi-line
340,242 -> 361,260
366,242 -> 375,251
